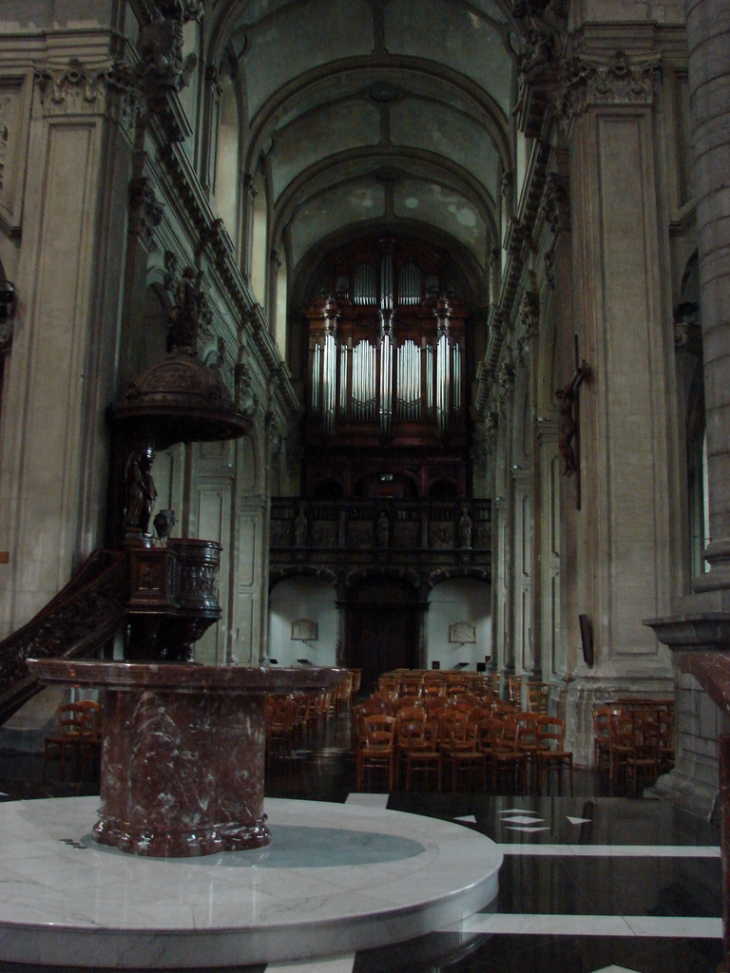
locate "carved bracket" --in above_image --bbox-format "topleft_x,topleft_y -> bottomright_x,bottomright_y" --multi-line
129,177 -> 165,251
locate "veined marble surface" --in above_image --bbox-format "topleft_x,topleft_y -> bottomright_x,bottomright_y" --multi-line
0,795 -> 501,968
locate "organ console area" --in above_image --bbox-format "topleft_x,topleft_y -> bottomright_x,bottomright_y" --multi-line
303,237 -> 470,500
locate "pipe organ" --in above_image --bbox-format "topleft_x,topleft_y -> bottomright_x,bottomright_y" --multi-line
303,236 -> 469,499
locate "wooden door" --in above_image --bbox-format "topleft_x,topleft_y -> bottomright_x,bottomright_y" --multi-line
346,579 -> 419,692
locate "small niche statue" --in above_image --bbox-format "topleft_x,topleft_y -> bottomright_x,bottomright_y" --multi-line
377,510 -> 390,548
458,505 -> 473,549
294,504 -> 308,548
123,448 -> 157,540
167,265 -> 200,354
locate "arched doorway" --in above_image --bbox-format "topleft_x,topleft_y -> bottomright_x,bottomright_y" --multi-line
346,577 -> 420,692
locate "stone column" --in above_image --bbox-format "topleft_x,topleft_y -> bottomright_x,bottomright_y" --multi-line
0,59 -> 134,636
686,0 -> 730,599
558,50 -> 675,764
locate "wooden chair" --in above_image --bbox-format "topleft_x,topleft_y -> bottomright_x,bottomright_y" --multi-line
356,715 -> 396,791
507,675 -> 522,708
487,717 -> 528,793
658,710 -> 675,773
447,722 -> 485,792
75,699 -> 102,777
535,716 -> 573,795
527,682 -> 550,715
515,713 -> 539,791
608,712 -> 635,788
401,720 -> 443,792
43,703 -> 86,780
625,710 -> 660,796
593,705 -> 622,773
395,708 -> 426,782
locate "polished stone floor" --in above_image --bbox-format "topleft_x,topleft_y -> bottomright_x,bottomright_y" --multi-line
0,716 -> 723,973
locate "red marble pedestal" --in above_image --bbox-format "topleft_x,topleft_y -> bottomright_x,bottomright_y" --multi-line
27,659 -> 345,857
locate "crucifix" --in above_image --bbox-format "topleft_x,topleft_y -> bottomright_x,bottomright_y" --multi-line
555,336 -> 590,508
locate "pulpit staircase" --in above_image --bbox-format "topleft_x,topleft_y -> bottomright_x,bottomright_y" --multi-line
0,550 -> 129,724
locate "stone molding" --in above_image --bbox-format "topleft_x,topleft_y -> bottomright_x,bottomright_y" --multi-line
554,50 -> 662,120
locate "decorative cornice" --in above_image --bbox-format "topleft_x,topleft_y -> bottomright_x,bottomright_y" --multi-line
554,50 -> 662,120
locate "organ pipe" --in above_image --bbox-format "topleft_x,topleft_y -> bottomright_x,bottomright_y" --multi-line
452,343 -> 461,413
311,344 -> 321,416
436,332 -> 450,433
339,344 -> 348,418
380,330 -> 393,433
323,332 -> 336,431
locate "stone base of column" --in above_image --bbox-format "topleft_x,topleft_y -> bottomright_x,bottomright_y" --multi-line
643,613 -> 730,819
561,668 -> 674,767
647,768 -> 719,820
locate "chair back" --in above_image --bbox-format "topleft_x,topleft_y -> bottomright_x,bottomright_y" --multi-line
536,716 -> 566,752
398,720 -> 428,751
448,721 -> 478,751
364,714 -> 396,749
489,717 -> 519,753
75,699 -> 101,738
397,706 -> 426,724
57,703 -> 85,737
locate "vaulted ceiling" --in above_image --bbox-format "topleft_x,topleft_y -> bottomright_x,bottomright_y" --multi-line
210,0 -> 519,291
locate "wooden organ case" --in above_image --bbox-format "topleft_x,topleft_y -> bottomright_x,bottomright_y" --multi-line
303,237 -> 470,499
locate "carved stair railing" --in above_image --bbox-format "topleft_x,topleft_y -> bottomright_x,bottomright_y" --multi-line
681,653 -> 730,973
0,549 -> 130,724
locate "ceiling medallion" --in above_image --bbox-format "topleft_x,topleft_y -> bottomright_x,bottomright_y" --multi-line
368,81 -> 400,103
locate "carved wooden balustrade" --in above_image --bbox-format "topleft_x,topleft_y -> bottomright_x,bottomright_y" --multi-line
0,538 -> 224,724
0,550 -> 130,724
270,498 -> 491,585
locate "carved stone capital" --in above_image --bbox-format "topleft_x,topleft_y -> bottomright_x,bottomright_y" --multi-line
554,50 -> 662,120
129,177 -> 165,251
35,58 -> 136,124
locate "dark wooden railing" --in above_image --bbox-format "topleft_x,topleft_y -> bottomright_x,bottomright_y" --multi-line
0,550 -> 129,724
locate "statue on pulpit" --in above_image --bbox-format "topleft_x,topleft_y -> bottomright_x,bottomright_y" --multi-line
123,448 -> 157,538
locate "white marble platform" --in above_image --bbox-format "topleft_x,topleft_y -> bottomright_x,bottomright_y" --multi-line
0,796 -> 501,968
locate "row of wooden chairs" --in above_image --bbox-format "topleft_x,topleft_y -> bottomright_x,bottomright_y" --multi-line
377,670 -> 498,698
43,700 -> 101,780
265,690 -> 334,762
593,701 -> 675,795
377,670 -> 552,716
353,706 -> 573,794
